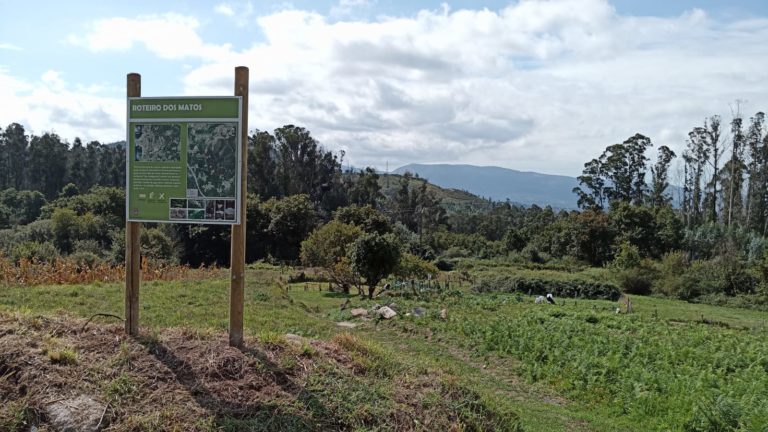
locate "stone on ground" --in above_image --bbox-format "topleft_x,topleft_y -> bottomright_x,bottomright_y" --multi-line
377,306 -> 397,319
46,395 -> 106,432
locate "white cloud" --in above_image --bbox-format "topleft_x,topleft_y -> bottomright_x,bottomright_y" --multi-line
0,42 -> 22,51
0,69 -> 124,144
214,3 -> 235,17
331,0 -> 375,18
174,1 -> 768,174
213,1 -> 256,27
10,1 -> 768,176
67,13 -> 231,60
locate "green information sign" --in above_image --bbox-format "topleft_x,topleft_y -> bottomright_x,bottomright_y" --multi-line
126,96 -> 242,224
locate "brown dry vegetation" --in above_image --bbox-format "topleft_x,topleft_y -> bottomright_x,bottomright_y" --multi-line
0,311 -> 520,431
0,254 -> 224,287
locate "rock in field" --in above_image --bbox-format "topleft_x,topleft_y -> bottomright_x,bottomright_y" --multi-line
350,308 -> 368,318
46,395 -> 106,432
377,306 -> 397,319
412,307 -> 427,317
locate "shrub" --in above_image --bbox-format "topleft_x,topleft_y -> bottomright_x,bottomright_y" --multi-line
611,241 -> 642,270
69,251 -> 102,269
11,241 -> 59,263
522,245 -> 547,264
614,266 -> 654,295
472,273 -> 620,300
434,258 -> 455,271
658,257 -> 758,300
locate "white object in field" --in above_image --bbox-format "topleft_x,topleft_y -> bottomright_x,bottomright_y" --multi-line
546,293 -> 556,304
535,296 -> 546,304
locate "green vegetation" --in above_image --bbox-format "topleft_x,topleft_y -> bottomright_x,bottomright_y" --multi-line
2,264 -> 768,431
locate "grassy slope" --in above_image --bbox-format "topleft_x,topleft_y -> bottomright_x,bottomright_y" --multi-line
377,173 -> 492,211
2,267 -> 768,431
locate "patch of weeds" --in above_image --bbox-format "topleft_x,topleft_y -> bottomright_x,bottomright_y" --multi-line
253,291 -> 270,302
0,398 -> 31,432
300,342 -> 316,358
303,366 -> 394,429
218,410 -> 314,432
258,330 -> 286,346
440,379 -> 523,432
279,355 -> 299,370
110,341 -> 134,369
106,373 -> 138,404
326,309 -> 347,322
43,336 -> 78,365
48,347 -> 79,365
332,333 -> 398,378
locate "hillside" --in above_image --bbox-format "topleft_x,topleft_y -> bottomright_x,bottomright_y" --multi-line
394,164 -> 581,209
373,172 -> 493,213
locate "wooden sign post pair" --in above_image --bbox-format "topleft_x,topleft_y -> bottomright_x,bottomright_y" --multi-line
125,67 -> 249,347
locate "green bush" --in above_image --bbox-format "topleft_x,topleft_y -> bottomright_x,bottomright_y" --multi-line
10,241 -> 59,263
614,266 -> 654,295
472,273 -> 620,300
434,258 -> 455,271
611,241 -> 641,270
69,251 -> 102,269
657,257 -> 758,300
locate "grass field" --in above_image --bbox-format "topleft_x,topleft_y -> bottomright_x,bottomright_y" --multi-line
2,266 -> 768,431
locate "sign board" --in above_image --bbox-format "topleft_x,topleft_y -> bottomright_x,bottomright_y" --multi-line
126,96 -> 242,224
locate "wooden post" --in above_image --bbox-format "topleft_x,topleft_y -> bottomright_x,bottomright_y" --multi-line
229,66 -> 249,347
125,73 -> 141,336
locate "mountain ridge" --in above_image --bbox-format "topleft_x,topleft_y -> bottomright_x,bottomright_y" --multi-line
393,163 -> 581,209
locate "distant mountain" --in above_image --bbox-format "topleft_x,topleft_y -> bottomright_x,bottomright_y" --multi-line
393,164 -> 581,209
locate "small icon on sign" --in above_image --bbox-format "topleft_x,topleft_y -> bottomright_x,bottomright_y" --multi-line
149,192 -> 155,199
158,193 -> 165,199
139,194 -> 146,199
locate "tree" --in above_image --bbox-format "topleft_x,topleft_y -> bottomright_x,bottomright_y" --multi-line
300,221 -> 363,293
51,208 -> 82,254
264,194 -> 317,261
27,133 -> 68,199
723,114 -> 745,227
333,204 -> 391,235
348,233 -> 401,299
66,138 -> 89,192
573,158 -> 605,210
744,112 -> 766,232
2,123 -> 28,190
569,210 -> 614,265
573,134 -> 652,208
248,131 -> 278,199
392,252 -> 438,281
347,167 -> 383,208
649,145 -> 676,207
609,202 -> 657,257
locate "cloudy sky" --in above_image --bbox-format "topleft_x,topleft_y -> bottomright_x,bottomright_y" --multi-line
2,0 -> 767,177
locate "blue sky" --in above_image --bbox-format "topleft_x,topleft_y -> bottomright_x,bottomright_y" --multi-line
2,0 -> 768,176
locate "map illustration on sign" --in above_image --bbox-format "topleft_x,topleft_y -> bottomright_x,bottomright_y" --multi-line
187,123 -> 237,198
126,97 -> 242,224
133,124 -> 181,162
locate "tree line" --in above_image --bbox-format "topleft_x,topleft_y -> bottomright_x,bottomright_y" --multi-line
3,112 -> 768,305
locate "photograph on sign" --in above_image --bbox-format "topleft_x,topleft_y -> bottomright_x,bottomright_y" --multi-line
125,97 -> 242,224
